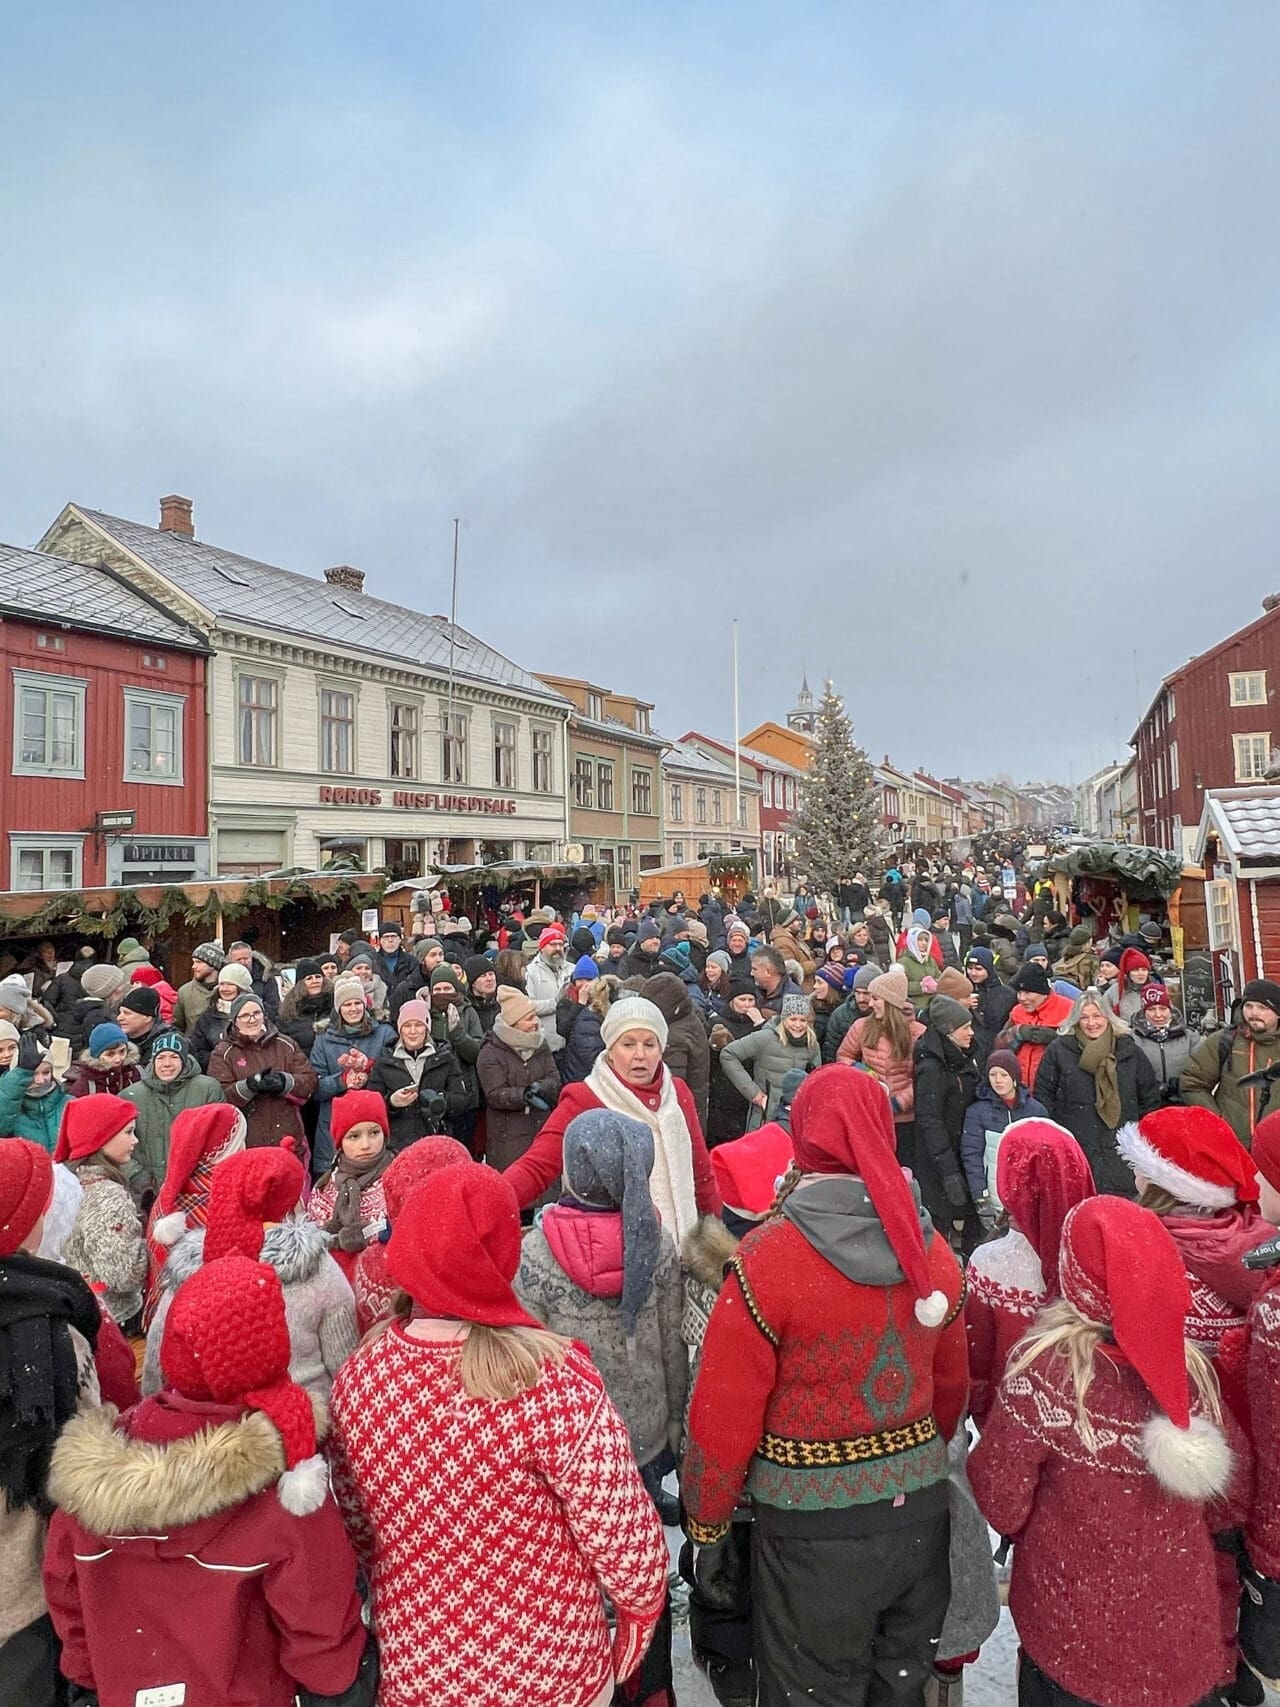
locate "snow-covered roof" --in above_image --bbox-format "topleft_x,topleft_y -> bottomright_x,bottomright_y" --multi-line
1195,785 -> 1280,867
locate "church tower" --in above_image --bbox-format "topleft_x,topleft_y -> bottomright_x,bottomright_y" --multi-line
787,672 -> 817,734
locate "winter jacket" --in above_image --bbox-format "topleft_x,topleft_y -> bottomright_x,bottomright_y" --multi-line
644,971 -> 711,1128
997,991 -> 1076,1092
387,960 -> 427,1022
189,999 -> 233,1068
44,1394 -> 366,1707
1181,1025 -> 1280,1147
475,1031 -> 562,1171
63,1163 -> 148,1325
719,1021 -> 821,1130
171,973 -> 216,1034
959,1082 -> 1050,1202
308,1165 -> 390,1281
207,1024 -> 318,1151
896,946 -> 941,1013
836,1014 -> 927,1123
556,994 -> 608,1085
970,978 -> 1017,1069
517,1204 -> 687,1468
1054,945 -> 1100,991
706,1009 -> 760,1146
309,1014 -> 396,1159
525,951 -> 571,1051
143,1217 -> 358,1401
369,1037 -> 470,1152
1034,1032 -> 1161,1197
964,1228 -> 1048,1428
769,925 -> 816,986
1155,1205 -> 1276,1356
621,944 -> 664,983
120,1055 -> 224,1196
62,1043 -> 141,1099
274,982 -> 333,1057
1131,1011 -> 1193,1097
821,994 -> 863,1065
58,994 -> 114,1057
911,1026 -> 980,1222
0,1064 -> 69,1152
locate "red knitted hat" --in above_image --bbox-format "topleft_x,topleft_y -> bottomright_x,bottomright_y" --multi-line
1118,948 -> 1152,981
54,1094 -> 137,1164
995,1118 -> 1095,1297
382,1135 -> 471,1221
0,1139 -> 54,1256
152,1104 -> 248,1246
128,964 -> 164,987
203,1141 -> 306,1262
1141,983 -> 1172,1012
387,1163 -> 540,1328
161,1254 -> 326,1514
331,1089 -> 389,1148
1252,1112 -> 1280,1194
711,1122 -> 795,1218
537,926 -> 566,949
789,1065 -> 949,1327
1116,1105 -> 1258,1210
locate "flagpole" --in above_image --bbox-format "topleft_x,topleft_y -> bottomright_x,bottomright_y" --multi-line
732,617 -> 741,828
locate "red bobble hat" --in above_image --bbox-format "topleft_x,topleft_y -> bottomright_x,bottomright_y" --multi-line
537,925 -> 566,950
1118,947 -> 1152,982
1252,1111 -> 1280,1194
995,1118 -> 1095,1297
1116,1105 -> 1259,1210
711,1122 -> 795,1220
788,1064 -> 950,1327
0,1138 -> 54,1256
387,1162 -> 540,1328
151,1104 -> 248,1246
161,1253 -> 327,1514
331,1089 -> 389,1148
54,1094 -> 136,1164
203,1140 -> 306,1262
382,1135 -> 471,1221
1141,983 -> 1172,1012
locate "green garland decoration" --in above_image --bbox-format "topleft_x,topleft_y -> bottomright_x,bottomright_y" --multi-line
0,874 -> 387,940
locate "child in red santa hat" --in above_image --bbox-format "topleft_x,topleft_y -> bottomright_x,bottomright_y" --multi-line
351,1132 -> 471,1334
307,1090 -> 394,1279
142,1101 -> 247,1317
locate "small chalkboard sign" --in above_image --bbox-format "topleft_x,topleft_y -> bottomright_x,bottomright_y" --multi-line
1181,951 -> 1216,1024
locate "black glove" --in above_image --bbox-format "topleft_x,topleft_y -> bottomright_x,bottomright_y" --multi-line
16,1030 -> 46,1071
257,1070 -> 288,1095
944,1174 -> 970,1213
1238,1061 -> 1280,1088
245,1071 -> 267,1095
523,1086 -> 550,1113
1241,1560 -> 1280,1685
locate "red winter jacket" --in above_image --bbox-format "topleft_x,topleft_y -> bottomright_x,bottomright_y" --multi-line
44,1392 -> 365,1707
1001,992 -> 1075,1092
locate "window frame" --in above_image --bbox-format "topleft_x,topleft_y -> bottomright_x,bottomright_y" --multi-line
712,789 -> 723,825
1233,732 -> 1271,782
585,691 -> 603,721
531,725 -> 555,794
123,686 -> 185,786
319,685 -> 356,775
1230,671 -> 1268,707
9,832 -> 84,892
573,756 -> 595,809
440,704 -> 470,785
596,760 -> 614,810
236,670 -> 281,769
694,786 -> 707,824
672,839 -> 685,864
670,782 -> 684,823
631,766 -> 652,815
389,699 -> 421,781
493,718 -> 518,790
13,670 -> 87,778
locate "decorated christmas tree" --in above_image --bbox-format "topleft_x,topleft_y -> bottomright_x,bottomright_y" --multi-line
792,679 -> 882,897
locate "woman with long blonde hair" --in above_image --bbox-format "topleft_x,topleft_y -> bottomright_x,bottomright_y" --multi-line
969,1196 -> 1249,1707
328,1162 -> 668,1707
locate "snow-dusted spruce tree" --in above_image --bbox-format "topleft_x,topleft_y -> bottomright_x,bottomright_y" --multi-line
793,680 -> 882,899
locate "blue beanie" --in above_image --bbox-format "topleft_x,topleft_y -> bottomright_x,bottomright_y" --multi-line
911,908 -> 932,927
88,1022 -> 128,1055
965,946 -> 995,976
572,955 -> 600,981
660,942 -> 693,971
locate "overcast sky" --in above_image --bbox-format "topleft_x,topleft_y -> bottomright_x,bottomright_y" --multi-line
3,3 -> 1278,786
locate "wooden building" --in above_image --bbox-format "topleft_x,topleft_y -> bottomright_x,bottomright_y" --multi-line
1193,785 -> 1280,1016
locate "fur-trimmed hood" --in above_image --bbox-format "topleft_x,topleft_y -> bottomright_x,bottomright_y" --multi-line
680,1214 -> 738,1292
75,1040 -> 141,1071
162,1214 -> 332,1293
48,1393 -> 328,1535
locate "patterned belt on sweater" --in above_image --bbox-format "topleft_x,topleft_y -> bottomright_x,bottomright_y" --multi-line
757,1414 -> 938,1468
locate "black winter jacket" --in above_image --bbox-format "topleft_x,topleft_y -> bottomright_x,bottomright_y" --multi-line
1034,1032 -> 1160,1198
912,1027 -> 979,1222
556,998 -> 606,1085
369,1040 -> 470,1153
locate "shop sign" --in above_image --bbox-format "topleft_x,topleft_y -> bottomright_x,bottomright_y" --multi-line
318,786 -> 518,815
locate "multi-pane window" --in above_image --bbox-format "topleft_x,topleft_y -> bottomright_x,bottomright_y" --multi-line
672,840 -> 685,864
1170,742 -> 1179,790
738,794 -> 748,827
442,711 -> 468,783
16,674 -> 85,774
670,783 -> 684,823
597,762 -> 614,810
585,691 -> 603,720
695,787 -> 707,824
712,790 -> 723,825
574,757 -> 594,808
238,675 -> 278,767
631,767 -> 652,815
390,702 -> 419,779
532,727 -> 553,793
1234,734 -> 1271,781
1230,672 -> 1267,707
493,720 -> 518,789
14,844 -> 78,890
321,689 -> 355,773
761,772 -> 773,806
634,707 -> 650,732
125,691 -> 182,782
616,844 -> 633,888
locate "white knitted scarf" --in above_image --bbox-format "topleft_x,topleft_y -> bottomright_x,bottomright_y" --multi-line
585,1058 -> 698,1245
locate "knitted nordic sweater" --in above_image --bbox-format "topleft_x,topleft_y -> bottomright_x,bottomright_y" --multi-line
62,1166 -> 147,1325
1246,1280 -> 1280,1578
683,1214 -> 967,1539
328,1326 -> 668,1707
964,1228 -> 1046,1427
969,1353 -> 1249,1707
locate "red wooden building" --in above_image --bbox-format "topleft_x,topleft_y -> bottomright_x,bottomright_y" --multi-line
1194,785 -> 1280,1015
0,542 -> 210,892
1133,594 -> 1280,861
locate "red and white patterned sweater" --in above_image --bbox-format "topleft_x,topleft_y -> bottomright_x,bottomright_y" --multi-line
1247,1282 -> 1280,1577
327,1324 -> 668,1707
965,1229 -> 1045,1428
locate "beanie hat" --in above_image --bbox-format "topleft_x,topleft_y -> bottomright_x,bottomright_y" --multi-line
383,1135 -> 472,1221
464,956 -> 496,988
150,1031 -> 188,1062
218,962 -> 254,993
682,919 -> 709,948
331,1090 -> 389,1147
151,1104 -> 249,1245
964,947 -> 995,977
1242,979 -> 1280,1018
428,964 -> 460,990
727,974 -> 757,1002
725,917 -> 749,944
660,943 -> 693,972
986,1048 -> 1022,1086
1022,943 -> 1050,965
228,992 -> 267,1027
1253,1113 -> 1280,1195
911,908 -> 932,928
867,965 -> 910,1009
815,964 -> 845,994
636,919 -> 663,948
1068,925 -> 1093,949
537,926 -> 566,951
572,955 -> 600,982
935,968 -> 974,1003
0,977 -> 30,1017
192,942 -> 227,971
397,999 -> 430,1031
0,1139 -> 54,1256
780,993 -> 811,1021
605,926 -> 628,948
708,949 -> 732,974
87,1022 -> 128,1056
570,927 -> 597,958
778,1067 -> 807,1104
995,1119 -> 1095,1295
1059,1196 -> 1231,1498
119,985 -> 161,1019
711,1122 -> 795,1219
160,1254 -> 326,1514
129,964 -> 166,989
331,974 -> 367,1010
294,958 -> 322,981
54,1094 -> 137,1164
496,985 -> 537,1027
563,1109 -> 659,1337
344,949 -> 375,972
1141,983 -> 1172,1011
1118,948 -> 1152,981
114,937 -> 145,963
1100,946 -> 1125,967
1012,962 -> 1052,997
789,1066 -> 950,1327
1116,1105 -> 1259,1209
929,996 -> 971,1038
600,996 -> 669,1052
202,1141 -> 305,1262
852,962 -> 881,992
387,1162 -> 540,1329
377,920 -> 402,939
81,964 -> 125,1000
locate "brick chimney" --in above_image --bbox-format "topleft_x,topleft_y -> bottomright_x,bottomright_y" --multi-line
324,565 -> 366,593
159,494 -> 194,536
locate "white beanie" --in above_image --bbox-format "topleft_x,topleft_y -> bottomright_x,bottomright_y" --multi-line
218,962 -> 254,992
600,996 -> 669,1052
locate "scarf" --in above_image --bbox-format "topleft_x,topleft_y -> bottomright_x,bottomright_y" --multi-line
323,1148 -> 394,1251
393,1038 -> 437,1087
494,1016 -> 545,1059
0,1252 -> 100,1510
1078,1027 -> 1122,1131
585,1058 -> 698,1246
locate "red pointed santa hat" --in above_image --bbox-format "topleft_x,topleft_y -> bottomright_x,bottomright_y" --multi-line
788,1064 -> 951,1327
995,1118 -> 1095,1297
202,1140 -> 306,1262
1116,1105 -> 1258,1210
382,1135 -> 471,1221
53,1094 -> 136,1164
151,1104 -> 248,1246
711,1122 -> 795,1220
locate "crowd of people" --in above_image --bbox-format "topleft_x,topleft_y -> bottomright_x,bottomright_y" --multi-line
3,845 -> 1280,1707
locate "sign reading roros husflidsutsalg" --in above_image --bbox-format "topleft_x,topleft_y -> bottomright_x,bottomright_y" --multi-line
317,786 -> 518,814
